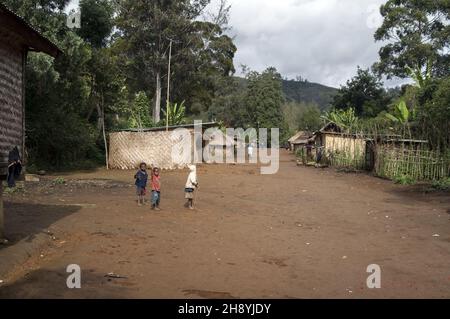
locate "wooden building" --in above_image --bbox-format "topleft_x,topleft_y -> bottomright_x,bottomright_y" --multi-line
313,122 -> 368,169
288,131 -> 312,152
0,2 -> 61,240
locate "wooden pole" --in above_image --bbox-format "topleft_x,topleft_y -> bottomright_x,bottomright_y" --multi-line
166,39 -> 172,132
0,182 -> 4,240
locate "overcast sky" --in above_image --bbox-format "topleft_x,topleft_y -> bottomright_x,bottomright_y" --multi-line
67,0 -> 404,88
223,0 -> 390,88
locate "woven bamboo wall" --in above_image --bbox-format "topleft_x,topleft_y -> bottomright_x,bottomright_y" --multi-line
109,130 -> 196,170
374,144 -> 450,181
0,39 -> 24,175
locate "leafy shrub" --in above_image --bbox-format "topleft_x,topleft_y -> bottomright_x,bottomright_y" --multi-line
393,174 -> 417,185
431,178 -> 450,191
53,177 -> 66,185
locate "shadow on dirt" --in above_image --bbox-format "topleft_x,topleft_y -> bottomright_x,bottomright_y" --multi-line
2,201 -> 81,247
0,268 -> 133,299
387,184 -> 450,205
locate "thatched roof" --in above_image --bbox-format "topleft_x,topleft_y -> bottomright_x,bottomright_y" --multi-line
288,131 -> 311,144
319,122 -> 343,133
0,2 -> 61,57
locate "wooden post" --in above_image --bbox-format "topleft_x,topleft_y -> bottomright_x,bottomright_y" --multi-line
166,39 -> 172,132
0,181 -> 4,240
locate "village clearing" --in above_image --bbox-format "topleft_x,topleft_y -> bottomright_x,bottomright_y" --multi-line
0,150 -> 449,299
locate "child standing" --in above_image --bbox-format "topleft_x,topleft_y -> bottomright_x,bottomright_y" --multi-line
150,167 -> 161,211
134,162 -> 148,206
185,165 -> 198,210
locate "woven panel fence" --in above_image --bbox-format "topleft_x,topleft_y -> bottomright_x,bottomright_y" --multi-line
109,130 -> 195,170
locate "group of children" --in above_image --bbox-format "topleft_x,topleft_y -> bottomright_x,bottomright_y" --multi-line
134,163 -> 198,210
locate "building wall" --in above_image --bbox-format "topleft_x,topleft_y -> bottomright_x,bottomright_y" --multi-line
109,130 -> 199,170
0,39 -> 24,176
324,135 -> 366,159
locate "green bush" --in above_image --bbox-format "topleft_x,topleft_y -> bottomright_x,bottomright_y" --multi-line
393,174 -> 417,185
53,177 -> 66,185
431,178 -> 450,191
295,148 -> 304,158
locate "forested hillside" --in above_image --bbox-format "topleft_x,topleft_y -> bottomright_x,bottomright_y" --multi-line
281,79 -> 337,111
234,76 -> 338,111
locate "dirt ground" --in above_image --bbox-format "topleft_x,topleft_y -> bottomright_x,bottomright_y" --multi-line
0,150 -> 449,299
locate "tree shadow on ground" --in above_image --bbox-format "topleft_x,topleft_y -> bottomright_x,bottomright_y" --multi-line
2,201 -> 81,247
0,268 -> 134,299
387,184 -> 450,205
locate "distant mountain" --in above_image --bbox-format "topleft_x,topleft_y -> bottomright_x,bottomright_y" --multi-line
281,79 -> 338,111
234,77 -> 338,111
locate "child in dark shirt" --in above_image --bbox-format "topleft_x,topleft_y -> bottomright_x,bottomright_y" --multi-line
134,162 -> 148,206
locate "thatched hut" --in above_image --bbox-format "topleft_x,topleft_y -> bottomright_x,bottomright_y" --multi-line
290,132 -> 313,153
313,122 -> 367,169
288,131 -> 309,152
0,2 -> 61,239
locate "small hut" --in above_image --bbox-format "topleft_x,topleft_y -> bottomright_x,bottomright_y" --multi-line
288,131 -> 312,152
0,2 -> 61,239
313,122 -> 367,169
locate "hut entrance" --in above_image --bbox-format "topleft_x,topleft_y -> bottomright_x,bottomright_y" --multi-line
365,141 -> 376,171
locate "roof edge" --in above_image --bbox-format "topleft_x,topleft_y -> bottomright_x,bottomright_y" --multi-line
0,2 -> 62,57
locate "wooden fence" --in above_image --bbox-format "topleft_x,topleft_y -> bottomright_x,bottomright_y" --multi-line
374,147 -> 450,181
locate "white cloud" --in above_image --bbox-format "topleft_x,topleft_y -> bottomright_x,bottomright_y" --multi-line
225,0 -> 392,87
69,0 -> 405,87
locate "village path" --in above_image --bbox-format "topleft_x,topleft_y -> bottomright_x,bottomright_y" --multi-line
0,150 -> 449,298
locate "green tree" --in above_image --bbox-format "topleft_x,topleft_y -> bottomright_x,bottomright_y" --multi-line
297,104 -> 323,132
332,67 -> 391,117
128,92 -> 152,129
416,78 -> 450,150
208,76 -> 247,127
115,0 -> 211,123
78,0 -> 114,48
245,67 -> 286,130
173,21 -> 237,115
373,0 -> 450,78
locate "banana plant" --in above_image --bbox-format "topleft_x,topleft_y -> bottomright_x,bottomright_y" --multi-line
163,101 -> 186,126
322,108 -> 359,132
385,100 -> 409,125
406,59 -> 433,89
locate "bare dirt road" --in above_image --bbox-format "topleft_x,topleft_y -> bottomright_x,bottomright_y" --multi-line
0,150 -> 449,298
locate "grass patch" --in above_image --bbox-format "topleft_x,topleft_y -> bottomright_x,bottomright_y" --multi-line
393,174 -> 417,185
431,178 -> 450,191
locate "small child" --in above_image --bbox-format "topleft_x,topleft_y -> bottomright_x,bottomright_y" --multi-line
134,162 -> 148,206
150,167 -> 161,211
185,164 -> 199,210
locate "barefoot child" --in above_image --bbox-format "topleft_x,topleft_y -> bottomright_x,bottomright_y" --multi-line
185,165 -> 198,210
134,162 -> 148,206
151,167 -> 161,210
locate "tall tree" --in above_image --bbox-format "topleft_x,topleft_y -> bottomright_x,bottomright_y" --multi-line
172,20 -> 236,115
245,67 -> 286,131
297,104 -> 323,132
115,0 -> 210,124
78,0 -> 114,48
332,67 -> 391,117
373,0 -> 450,78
